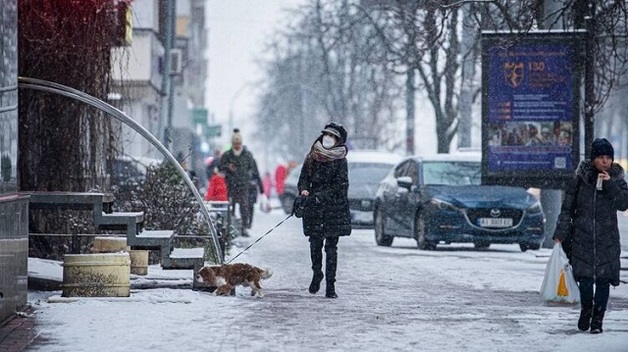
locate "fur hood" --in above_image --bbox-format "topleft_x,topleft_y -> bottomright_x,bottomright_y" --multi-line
575,160 -> 625,185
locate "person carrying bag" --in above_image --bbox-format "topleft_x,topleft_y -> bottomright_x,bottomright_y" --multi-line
551,138 -> 628,333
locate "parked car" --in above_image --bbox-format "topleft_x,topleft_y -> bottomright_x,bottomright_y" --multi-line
346,151 -> 403,228
373,153 -> 545,251
281,150 -> 403,229
111,155 -> 162,190
280,163 -> 301,214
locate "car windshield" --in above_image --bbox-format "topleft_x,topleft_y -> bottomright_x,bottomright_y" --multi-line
422,161 -> 481,186
349,163 -> 393,184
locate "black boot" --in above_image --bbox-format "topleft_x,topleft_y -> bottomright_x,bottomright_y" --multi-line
309,271 -> 323,294
577,301 -> 593,331
325,282 -> 337,298
324,238 -> 338,298
590,306 -> 605,334
309,239 -> 324,294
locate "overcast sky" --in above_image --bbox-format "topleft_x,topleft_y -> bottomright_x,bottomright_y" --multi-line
205,1 -> 304,145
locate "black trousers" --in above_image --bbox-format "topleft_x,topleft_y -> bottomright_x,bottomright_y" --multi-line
229,187 -> 250,231
579,278 -> 610,310
309,236 -> 339,284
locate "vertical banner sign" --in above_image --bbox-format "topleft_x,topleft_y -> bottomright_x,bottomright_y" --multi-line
481,31 -> 585,189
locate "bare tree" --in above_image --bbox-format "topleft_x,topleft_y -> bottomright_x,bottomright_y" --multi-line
253,0 -> 404,160
255,0 -> 627,157
18,1 -> 119,192
18,0 -> 122,256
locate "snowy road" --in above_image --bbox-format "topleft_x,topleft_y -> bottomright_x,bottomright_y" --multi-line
28,208 -> 628,352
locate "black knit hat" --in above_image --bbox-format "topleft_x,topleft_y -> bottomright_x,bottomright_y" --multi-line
590,138 -> 614,160
321,122 -> 348,144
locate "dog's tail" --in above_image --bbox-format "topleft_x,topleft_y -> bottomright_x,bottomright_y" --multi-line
260,267 -> 273,279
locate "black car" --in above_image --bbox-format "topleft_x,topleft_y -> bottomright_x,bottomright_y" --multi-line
281,151 -> 402,228
373,153 -> 546,251
111,155 -> 162,190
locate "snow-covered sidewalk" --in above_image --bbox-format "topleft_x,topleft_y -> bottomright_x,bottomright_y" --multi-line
27,208 -> 628,351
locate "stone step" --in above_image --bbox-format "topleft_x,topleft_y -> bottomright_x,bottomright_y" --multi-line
96,211 -> 144,225
96,211 -> 144,232
25,191 -> 114,213
128,229 -> 175,249
161,247 -> 204,270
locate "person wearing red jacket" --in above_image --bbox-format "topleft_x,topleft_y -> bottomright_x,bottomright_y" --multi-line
204,169 -> 228,202
275,163 -> 287,196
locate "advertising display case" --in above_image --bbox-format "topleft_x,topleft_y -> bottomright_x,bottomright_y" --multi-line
481,31 -> 586,189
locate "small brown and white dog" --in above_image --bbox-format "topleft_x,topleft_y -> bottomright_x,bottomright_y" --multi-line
196,263 -> 273,297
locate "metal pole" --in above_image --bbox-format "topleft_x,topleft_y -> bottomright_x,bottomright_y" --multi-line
160,0 -> 176,149
405,69 -> 415,155
584,2 -> 596,157
165,0 -> 177,150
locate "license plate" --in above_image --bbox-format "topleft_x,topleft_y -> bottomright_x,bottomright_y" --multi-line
479,218 -> 513,228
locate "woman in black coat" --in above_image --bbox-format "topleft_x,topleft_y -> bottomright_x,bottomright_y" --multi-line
297,122 -> 351,298
553,138 -> 628,333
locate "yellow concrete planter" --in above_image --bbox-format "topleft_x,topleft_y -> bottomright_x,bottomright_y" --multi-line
91,236 -> 128,253
129,250 -> 149,275
62,253 -> 130,297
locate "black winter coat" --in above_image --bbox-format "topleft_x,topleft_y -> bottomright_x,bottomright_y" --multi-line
297,158 -> 352,238
553,161 -> 628,286
218,147 -> 259,196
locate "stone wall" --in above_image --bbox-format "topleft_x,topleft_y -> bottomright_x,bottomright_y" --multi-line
0,0 -> 27,324
0,196 -> 28,322
0,0 -> 18,194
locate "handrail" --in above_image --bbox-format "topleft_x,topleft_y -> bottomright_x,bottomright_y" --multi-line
18,76 -> 223,263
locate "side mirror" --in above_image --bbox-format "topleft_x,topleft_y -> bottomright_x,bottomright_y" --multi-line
396,176 -> 413,190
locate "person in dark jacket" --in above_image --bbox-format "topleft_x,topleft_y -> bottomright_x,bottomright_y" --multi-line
218,128 -> 262,237
553,138 -> 628,333
297,122 -> 351,298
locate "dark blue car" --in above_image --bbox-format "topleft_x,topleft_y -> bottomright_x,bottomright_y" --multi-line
373,153 -> 546,251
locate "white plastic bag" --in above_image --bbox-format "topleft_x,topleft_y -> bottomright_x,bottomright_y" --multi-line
259,195 -> 271,213
540,243 -> 580,304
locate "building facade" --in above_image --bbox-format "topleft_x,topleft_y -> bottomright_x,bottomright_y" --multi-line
111,0 -> 211,183
110,0 -> 164,160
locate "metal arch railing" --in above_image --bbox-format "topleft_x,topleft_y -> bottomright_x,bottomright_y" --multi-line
18,76 -> 223,263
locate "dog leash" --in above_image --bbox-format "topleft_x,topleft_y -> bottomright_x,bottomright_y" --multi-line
224,213 -> 293,264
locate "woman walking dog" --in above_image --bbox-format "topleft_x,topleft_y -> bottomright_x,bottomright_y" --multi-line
297,122 -> 351,298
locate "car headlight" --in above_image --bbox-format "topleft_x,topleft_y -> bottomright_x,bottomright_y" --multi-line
430,198 -> 460,211
527,201 -> 543,213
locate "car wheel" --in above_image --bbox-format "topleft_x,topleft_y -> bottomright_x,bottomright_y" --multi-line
374,208 -> 393,247
415,213 -> 436,250
519,242 -> 540,252
473,242 -> 491,250
527,243 -> 541,250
